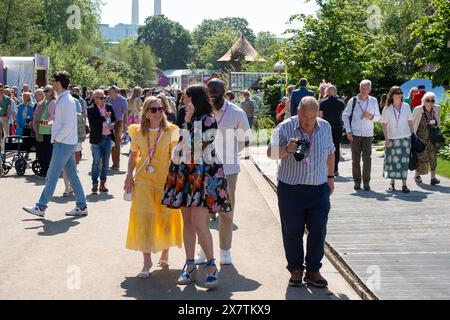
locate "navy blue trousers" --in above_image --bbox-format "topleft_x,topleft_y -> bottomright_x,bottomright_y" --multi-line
277,181 -> 330,273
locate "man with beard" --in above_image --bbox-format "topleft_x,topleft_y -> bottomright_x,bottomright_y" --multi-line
195,79 -> 252,266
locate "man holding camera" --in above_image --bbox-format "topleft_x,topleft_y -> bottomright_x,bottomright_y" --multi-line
268,97 -> 335,288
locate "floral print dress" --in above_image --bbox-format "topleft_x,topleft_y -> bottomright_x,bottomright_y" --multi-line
161,114 -> 232,213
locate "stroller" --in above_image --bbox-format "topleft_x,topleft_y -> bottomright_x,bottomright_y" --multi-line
1,126 -> 42,177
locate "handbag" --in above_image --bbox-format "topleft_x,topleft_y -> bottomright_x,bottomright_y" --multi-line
409,150 -> 418,171
123,156 -> 150,202
411,134 -> 426,153
430,127 -> 445,145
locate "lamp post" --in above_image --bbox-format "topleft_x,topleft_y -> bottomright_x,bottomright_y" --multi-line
274,60 -> 286,101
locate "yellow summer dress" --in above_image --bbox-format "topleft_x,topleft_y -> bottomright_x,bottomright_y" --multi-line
126,124 -> 183,253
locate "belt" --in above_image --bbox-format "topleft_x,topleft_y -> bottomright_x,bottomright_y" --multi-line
102,135 -> 110,139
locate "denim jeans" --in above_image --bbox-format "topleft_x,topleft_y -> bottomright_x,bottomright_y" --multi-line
247,117 -> 254,128
277,181 -> 330,273
91,136 -> 112,186
37,143 -> 87,210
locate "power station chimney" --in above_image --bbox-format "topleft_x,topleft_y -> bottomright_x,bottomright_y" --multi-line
132,0 -> 139,24
154,0 -> 162,15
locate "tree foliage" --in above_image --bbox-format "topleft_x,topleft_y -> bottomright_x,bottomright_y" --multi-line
410,0 -> 450,85
192,17 -> 256,51
196,29 -> 239,70
137,15 -> 192,70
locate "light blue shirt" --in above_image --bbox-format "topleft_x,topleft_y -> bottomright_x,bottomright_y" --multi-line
269,116 -> 335,186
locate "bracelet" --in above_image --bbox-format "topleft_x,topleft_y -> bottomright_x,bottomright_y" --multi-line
327,176 -> 335,179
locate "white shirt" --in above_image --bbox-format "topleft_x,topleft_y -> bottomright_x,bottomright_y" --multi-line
51,90 -> 78,145
342,96 -> 381,137
213,100 -> 252,176
381,103 -> 413,140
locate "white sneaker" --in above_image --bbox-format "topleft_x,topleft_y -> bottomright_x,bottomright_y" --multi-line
194,248 -> 207,265
65,207 -> 88,217
220,249 -> 233,265
23,205 -> 45,218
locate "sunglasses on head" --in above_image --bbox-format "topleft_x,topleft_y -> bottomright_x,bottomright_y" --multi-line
425,99 -> 435,103
149,107 -> 164,113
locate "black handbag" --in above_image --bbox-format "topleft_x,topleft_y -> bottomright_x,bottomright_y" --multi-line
409,150 -> 418,171
411,134 -> 426,153
430,127 -> 445,145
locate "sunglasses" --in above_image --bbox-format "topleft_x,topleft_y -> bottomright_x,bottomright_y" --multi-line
149,107 -> 164,113
393,92 -> 403,95
95,97 -> 106,100
425,99 -> 435,103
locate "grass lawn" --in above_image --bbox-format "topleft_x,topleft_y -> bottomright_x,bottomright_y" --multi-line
437,157 -> 450,178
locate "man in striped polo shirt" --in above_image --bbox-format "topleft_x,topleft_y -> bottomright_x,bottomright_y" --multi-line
268,96 -> 335,289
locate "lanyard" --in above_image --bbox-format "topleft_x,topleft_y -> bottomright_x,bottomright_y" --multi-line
217,101 -> 229,126
358,99 -> 370,115
393,104 -> 402,127
146,127 -> 163,170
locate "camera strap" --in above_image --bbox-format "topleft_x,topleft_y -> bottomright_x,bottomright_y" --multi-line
297,127 -> 313,165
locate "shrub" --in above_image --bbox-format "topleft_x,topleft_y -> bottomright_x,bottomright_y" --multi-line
439,145 -> 450,161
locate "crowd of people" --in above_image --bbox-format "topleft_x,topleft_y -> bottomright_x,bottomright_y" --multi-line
0,69 -> 443,291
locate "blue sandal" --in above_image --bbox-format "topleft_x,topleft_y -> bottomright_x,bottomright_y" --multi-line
205,259 -> 219,289
177,259 -> 197,285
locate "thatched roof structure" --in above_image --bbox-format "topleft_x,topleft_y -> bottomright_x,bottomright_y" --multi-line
217,35 -> 266,63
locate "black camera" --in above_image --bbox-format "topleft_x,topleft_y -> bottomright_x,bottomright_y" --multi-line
294,139 -> 310,162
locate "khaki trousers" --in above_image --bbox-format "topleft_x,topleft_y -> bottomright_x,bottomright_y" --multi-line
351,136 -> 373,186
111,121 -> 123,168
219,174 -> 239,251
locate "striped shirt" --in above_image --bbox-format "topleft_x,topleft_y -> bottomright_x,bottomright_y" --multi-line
269,116 -> 335,186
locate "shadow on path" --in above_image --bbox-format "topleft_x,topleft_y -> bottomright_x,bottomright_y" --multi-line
350,190 -> 393,202
22,217 -> 85,236
417,183 -> 450,194
285,285 -> 352,301
121,265 -> 260,300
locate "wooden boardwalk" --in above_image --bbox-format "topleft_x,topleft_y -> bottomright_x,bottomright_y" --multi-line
250,145 -> 450,300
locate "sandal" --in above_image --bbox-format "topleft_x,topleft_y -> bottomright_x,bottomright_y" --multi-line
431,178 -> 441,186
402,186 -> 410,193
415,176 -> 422,183
304,272 -> 328,288
389,183 -> 396,192
137,271 -> 151,279
157,260 -> 169,268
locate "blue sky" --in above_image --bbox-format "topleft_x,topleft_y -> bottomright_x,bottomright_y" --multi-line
101,0 -> 319,37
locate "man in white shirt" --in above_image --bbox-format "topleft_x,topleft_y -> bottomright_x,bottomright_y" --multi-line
23,71 -> 88,218
342,80 -> 381,191
195,79 -> 252,266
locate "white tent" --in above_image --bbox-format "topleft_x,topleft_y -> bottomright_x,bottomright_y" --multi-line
0,55 -> 49,94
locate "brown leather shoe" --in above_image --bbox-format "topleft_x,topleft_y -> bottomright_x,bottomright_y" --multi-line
99,181 -> 109,193
289,269 -> 304,287
92,185 -> 98,193
304,272 -> 328,288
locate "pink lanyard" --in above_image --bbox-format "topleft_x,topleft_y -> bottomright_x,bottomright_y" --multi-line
146,128 -> 163,170
217,101 -> 229,126
393,105 -> 402,127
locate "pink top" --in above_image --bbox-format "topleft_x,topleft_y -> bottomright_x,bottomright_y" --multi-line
97,104 -> 111,136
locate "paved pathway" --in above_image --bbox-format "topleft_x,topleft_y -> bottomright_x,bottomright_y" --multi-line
0,141 -> 359,300
250,144 -> 450,300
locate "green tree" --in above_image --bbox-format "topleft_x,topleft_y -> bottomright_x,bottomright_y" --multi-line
280,0 -> 393,96
137,15 -> 191,70
196,29 -> 239,70
255,32 -> 280,59
411,0 -> 450,85
191,17 -> 256,67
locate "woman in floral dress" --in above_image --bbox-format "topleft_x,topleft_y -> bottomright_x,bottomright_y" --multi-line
162,84 -> 232,289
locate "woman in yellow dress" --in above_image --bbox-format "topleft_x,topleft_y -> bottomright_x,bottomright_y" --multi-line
124,96 -> 183,279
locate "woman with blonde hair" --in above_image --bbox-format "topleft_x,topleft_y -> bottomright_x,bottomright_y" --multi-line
124,96 -> 183,279
157,93 -> 177,124
412,92 -> 442,185
405,87 -> 419,108
127,86 -> 143,125
16,92 -> 34,136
